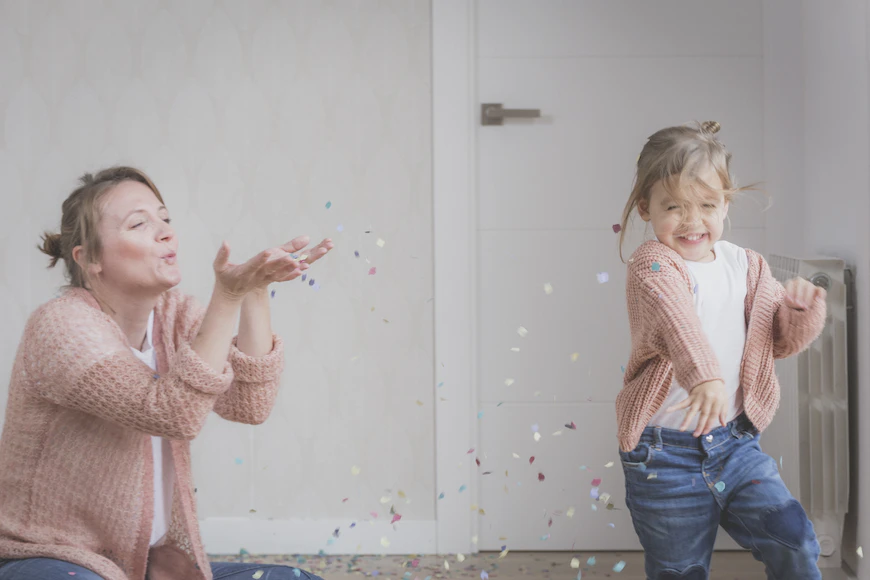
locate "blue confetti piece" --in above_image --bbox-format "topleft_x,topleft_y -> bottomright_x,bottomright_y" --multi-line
694,283 -> 699,294
613,560 -> 626,572
270,289 -> 276,299
354,250 -> 360,258
620,365 -> 625,373
651,262 -> 661,272
326,538 -> 334,545
337,224 -> 344,232
290,253 -> 299,259
587,556 -> 596,566
325,201 -> 332,209
350,522 -> 356,528
608,523 -> 615,528
590,487 -> 599,500
308,278 -> 315,286
404,573 -> 412,580
531,423 -> 539,432
438,492 -> 445,500
372,571 -> 380,577
240,549 -> 249,556
234,458 -> 243,465
715,481 -> 726,492
313,283 -> 320,291
437,382 -> 444,388
576,572 -> 582,580
478,411 -> 484,419
153,374 -> 160,380
301,273 -> 307,282
459,485 -> 467,493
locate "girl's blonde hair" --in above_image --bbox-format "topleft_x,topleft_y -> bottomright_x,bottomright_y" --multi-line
618,120 -> 755,262
37,166 -> 166,290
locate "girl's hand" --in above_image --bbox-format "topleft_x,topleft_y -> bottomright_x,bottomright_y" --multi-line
212,241 -> 309,300
783,277 -> 826,311
667,379 -> 728,437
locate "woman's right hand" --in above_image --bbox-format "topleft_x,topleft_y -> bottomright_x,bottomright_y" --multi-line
666,379 -> 728,437
212,241 -> 308,300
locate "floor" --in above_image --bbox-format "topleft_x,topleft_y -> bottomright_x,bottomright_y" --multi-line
208,551 -> 771,579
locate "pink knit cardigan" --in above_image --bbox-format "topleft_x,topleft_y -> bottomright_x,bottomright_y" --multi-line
617,240 -> 826,452
0,287 -> 285,580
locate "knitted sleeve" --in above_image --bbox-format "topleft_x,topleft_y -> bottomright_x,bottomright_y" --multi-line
212,335 -> 285,424
627,243 -> 723,391
762,259 -> 828,359
23,297 -> 233,440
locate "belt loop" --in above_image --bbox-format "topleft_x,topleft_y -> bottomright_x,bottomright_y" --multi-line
653,426 -> 663,450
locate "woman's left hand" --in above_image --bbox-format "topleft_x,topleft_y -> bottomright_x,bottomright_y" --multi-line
278,235 -> 334,267
783,277 -> 826,311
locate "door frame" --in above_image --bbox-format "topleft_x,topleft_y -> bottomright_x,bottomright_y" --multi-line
432,0 -> 480,553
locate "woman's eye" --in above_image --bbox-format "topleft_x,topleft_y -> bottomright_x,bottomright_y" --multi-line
132,222 -> 144,228
667,206 -> 678,211
163,218 -> 172,224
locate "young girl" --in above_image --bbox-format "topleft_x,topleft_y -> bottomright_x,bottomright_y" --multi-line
616,121 -> 827,579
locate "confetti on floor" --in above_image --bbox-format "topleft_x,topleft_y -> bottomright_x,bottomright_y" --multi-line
613,560 -> 626,572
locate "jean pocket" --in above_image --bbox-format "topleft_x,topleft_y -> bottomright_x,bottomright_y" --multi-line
619,442 -> 653,467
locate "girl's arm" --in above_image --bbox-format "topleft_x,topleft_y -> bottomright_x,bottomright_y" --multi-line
627,247 -> 723,391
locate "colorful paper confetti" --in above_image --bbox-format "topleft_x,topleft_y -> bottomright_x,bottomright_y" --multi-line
597,272 -> 609,284
368,267 -> 377,275
517,326 -> 528,338
612,224 -> 622,233
571,558 -> 580,569
651,262 -> 661,272
543,283 -> 553,295
613,561 -> 626,572
715,481 -> 726,492
376,238 -> 385,248
351,466 -> 361,476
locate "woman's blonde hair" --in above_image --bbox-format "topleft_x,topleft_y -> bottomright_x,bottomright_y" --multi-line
37,166 -> 165,290
618,120 -> 756,262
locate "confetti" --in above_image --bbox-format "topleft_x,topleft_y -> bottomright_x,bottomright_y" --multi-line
533,432 -> 542,442
370,512 -> 378,518
391,514 -> 402,524
457,554 -> 466,562
858,546 -> 864,558
368,267 -> 376,275
293,570 -> 301,578
591,478 -> 601,486
510,347 -> 520,352
376,238 -> 386,248
612,224 -> 622,233
512,453 -> 520,459
325,201 -> 332,209
481,572 -> 489,580
416,400 -> 424,406
605,461 -> 614,468
437,382 -> 444,387
715,481 -> 726,492
270,289 -> 275,298
566,421 -> 577,429
529,456 -> 535,465
235,458 -> 243,465
544,283 -> 553,295
477,411 -> 484,419
567,506 -> 575,518
380,537 -> 390,548
538,472 -> 545,482
337,224 -> 344,232
438,492 -> 445,500
354,250 -> 359,257
253,571 -> 265,579
571,352 -> 579,362
505,378 -> 515,386
517,326 -> 528,338
459,485 -> 467,493
570,558 -> 581,569
498,549 -> 509,559
531,424 -> 539,432
613,561 -> 626,572
597,272 -> 609,284
651,262 -> 661,272
587,556 -> 596,566
647,472 -> 658,480
444,560 -> 449,570
540,533 -> 550,540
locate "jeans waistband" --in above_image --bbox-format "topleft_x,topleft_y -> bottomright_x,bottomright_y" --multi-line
637,412 -> 757,450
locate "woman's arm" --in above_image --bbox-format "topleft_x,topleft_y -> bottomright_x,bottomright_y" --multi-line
236,287 -> 273,357
192,284 -> 245,371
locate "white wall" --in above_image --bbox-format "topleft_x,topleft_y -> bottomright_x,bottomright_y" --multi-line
0,0 -> 436,554
763,0 -> 870,576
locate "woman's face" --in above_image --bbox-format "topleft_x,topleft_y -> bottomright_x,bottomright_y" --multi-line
86,181 -> 181,295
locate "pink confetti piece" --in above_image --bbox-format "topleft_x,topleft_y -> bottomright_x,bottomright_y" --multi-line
391,514 -> 402,524
368,267 -> 377,275
612,224 -> 622,233
467,448 -> 475,454
592,477 -> 602,486
529,456 -> 535,465
370,512 -> 378,518
538,472 -> 545,482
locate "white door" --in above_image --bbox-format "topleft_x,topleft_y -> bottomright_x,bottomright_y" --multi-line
473,0 -> 774,550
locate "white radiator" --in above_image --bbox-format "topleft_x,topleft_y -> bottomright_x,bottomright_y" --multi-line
768,255 -> 851,569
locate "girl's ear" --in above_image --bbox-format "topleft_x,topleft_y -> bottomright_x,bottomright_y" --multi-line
637,199 -> 651,222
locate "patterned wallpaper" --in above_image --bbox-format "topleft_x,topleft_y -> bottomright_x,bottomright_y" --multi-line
0,0 -> 435,524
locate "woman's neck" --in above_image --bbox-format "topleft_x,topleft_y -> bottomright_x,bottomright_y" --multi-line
88,287 -> 157,350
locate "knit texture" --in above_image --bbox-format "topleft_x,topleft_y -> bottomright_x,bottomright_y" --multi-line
0,287 -> 284,580
617,240 -> 826,452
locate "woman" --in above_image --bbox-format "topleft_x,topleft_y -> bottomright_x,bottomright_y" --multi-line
0,167 -> 333,580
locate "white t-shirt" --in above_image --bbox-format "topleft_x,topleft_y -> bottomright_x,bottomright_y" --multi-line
647,240 -> 749,431
128,309 -> 175,547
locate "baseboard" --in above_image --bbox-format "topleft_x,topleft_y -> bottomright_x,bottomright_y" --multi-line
200,518 -> 438,555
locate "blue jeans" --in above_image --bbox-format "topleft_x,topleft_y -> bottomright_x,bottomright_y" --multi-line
0,558 -> 324,580
620,413 -> 821,580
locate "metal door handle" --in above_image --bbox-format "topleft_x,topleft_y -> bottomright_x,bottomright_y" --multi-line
481,103 -> 541,126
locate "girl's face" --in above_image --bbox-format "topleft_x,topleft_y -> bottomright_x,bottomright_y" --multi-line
84,181 -> 181,295
637,165 -> 729,263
